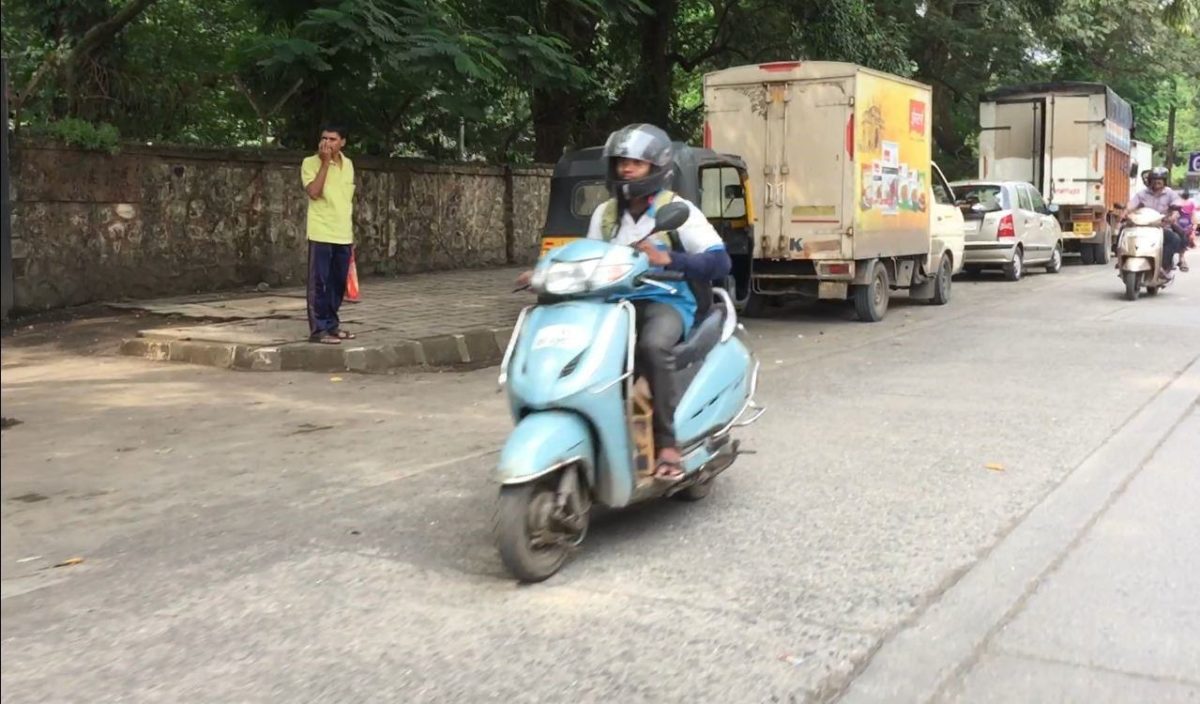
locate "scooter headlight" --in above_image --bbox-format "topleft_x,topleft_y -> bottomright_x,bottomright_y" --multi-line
536,259 -> 598,295
533,249 -> 634,295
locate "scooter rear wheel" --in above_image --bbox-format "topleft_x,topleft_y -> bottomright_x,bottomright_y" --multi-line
494,481 -> 581,582
674,475 -> 715,502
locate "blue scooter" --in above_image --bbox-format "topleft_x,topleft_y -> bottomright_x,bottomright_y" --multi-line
494,203 -> 764,582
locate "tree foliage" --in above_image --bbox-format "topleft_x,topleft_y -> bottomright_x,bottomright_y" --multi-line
3,0 -> 1197,173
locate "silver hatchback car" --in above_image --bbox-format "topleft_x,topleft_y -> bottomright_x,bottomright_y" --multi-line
951,181 -> 1064,281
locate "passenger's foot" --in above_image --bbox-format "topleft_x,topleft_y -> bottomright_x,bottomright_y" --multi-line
1180,261 -> 1190,272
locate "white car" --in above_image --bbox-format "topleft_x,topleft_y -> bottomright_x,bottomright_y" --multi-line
950,180 -> 1064,281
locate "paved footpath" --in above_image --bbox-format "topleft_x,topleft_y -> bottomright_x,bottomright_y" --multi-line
114,268 -> 527,372
840,368 -> 1200,703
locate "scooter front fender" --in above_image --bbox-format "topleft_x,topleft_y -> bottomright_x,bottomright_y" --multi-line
1121,257 -> 1153,273
495,411 -> 595,486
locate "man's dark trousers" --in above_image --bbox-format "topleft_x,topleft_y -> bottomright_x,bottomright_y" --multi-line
307,241 -> 352,338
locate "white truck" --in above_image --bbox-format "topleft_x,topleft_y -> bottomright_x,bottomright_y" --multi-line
1129,139 -> 1154,196
978,82 -> 1135,265
703,62 -> 964,322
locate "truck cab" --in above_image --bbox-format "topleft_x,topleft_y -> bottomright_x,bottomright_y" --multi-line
539,144 -> 755,304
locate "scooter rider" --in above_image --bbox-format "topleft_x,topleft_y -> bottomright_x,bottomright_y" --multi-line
1122,166 -> 1187,273
516,125 -> 731,479
586,124 -> 731,479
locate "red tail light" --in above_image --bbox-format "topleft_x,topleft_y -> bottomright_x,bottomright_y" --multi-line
997,214 -> 1015,239
703,121 -> 712,149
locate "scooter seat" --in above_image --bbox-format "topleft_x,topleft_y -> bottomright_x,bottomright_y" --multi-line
672,306 -> 727,370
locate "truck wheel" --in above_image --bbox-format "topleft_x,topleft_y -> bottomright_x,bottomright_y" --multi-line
1080,245 -> 1096,265
1094,241 -> 1110,265
853,261 -> 890,322
742,291 -> 767,318
1045,244 -> 1063,273
1003,247 -> 1024,282
931,253 -> 952,305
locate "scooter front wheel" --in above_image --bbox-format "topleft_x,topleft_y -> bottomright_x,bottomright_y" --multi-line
1123,270 -> 1140,301
494,481 -> 583,582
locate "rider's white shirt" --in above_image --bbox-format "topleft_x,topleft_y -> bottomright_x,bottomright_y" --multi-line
585,196 -> 724,253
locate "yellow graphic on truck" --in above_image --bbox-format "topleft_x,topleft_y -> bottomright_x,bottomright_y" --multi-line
854,73 -> 931,239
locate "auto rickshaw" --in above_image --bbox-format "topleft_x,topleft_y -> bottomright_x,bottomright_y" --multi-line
539,143 -> 755,306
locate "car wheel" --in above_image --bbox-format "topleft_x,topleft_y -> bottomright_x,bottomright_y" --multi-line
1045,244 -> 1063,274
1003,247 -> 1024,281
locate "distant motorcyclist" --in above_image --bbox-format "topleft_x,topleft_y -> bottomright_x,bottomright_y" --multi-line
1122,166 -> 1187,273
1179,189 -> 1196,249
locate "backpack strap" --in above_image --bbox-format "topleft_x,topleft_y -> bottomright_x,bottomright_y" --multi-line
601,191 -> 678,242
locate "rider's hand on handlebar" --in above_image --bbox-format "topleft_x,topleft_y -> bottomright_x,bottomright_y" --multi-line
514,270 -> 533,291
635,241 -> 673,267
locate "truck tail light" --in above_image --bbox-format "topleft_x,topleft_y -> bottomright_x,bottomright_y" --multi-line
845,114 -> 854,158
997,214 -> 1015,239
703,121 -> 712,149
827,263 -> 850,275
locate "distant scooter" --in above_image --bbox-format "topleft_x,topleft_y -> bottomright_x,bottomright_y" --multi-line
493,202 -> 764,582
1115,206 -> 1176,301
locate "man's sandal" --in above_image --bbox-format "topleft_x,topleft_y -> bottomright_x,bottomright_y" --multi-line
333,329 -> 356,340
310,334 -> 341,345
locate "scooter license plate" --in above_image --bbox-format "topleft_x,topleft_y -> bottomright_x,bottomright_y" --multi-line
1073,221 -> 1094,235
533,324 -> 587,350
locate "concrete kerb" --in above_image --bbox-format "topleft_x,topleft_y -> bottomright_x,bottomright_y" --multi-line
834,355 -> 1200,704
119,326 -> 510,374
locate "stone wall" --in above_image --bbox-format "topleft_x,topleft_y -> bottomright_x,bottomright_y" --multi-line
9,144 -> 553,311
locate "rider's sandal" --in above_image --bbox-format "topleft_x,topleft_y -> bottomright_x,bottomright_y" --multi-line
654,459 -> 685,482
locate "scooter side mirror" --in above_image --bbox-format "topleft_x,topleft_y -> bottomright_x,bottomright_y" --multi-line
1047,203 -> 1060,214
654,202 -> 691,232
1113,203 -> 1125,211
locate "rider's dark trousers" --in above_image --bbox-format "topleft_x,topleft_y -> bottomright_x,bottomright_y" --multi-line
1163,227 -> 1184,270
634,301 -> 685,450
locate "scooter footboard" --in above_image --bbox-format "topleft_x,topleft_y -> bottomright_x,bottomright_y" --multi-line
495,411 -> 596,486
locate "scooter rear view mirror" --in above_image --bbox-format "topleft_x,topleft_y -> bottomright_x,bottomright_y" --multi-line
653,202 -> 690,232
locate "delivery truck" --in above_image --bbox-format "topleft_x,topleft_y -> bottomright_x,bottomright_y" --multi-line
703,61 -> 965,322
978,82 -> 1134,265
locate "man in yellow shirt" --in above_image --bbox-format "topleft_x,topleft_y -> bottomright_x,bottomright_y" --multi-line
301,124 -> 357,344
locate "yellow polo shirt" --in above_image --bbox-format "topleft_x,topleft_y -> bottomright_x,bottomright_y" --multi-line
301,154 -> 355,244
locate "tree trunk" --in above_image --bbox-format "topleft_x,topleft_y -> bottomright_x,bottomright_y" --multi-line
531,89 -> 577,163
1165,104 -> 1177,178
529,0 -> 602,162
633,0 -> 678,129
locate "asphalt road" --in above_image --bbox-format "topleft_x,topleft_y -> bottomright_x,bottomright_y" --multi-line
3,260 -> 1198,703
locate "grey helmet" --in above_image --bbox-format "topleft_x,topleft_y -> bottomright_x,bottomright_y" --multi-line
602,124 -> 676,200
1148,166 -> 1170,186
